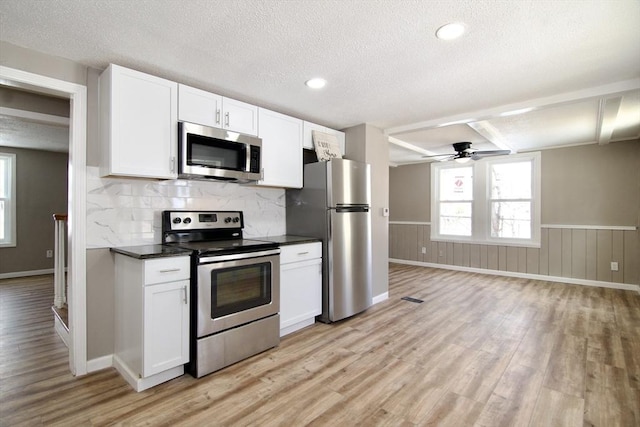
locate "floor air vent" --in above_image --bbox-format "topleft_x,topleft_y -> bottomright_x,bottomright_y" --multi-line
401,296 -> 424,303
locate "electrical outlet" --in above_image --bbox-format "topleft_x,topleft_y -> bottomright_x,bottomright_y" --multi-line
46,250 -> 53,258
439,250 -> 444,257
421,247 -> 427,254
611,261 -> 619,271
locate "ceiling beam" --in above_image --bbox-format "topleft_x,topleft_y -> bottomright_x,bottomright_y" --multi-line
596,96 -> 622,145
388,136 -> 438,156
466,121 -> 515,153
385,78 -> 640,136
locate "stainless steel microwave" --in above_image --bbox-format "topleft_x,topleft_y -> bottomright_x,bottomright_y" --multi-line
178,121 -> 262,182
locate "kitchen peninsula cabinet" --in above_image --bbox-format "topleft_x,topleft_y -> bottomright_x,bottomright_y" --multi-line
303,121 -> 346,155
279,241 -> 322,336
178,84 -> 258,136
100,64 -> 178,179
257,107 -> 303,188
113,250 -> 190,392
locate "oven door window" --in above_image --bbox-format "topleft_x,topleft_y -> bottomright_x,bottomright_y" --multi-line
187,133 -> 246,171
211,262 -> 271,318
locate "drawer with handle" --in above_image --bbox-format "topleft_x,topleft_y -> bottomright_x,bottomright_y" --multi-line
280,242 -> 322,264
144,256 -> 190,285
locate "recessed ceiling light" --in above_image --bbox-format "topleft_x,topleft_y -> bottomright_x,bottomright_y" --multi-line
305,78 -> 326,89
435,22 -> 466,40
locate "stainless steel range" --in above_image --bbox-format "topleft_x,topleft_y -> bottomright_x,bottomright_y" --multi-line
162,210 -> 280,378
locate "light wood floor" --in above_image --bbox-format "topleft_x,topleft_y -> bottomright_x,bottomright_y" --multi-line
1,265 -> 639,426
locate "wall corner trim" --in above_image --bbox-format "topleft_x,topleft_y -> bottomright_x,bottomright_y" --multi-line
390,258 -> 640,293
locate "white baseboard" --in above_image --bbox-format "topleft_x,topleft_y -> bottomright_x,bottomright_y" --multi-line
113,355 -> 184,392
0,268 -> 54,279
280,317 -> 316,337
53,315 -> 69,348
390,258 -> 640,294
373,292 -> 389,305
87,355 -> 113,373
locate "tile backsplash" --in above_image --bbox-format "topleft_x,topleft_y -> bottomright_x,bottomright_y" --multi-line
86,166 -> 286,248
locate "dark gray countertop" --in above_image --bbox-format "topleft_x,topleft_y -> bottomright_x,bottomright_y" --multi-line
255,235 -> 321,246
110,244 -> 192,260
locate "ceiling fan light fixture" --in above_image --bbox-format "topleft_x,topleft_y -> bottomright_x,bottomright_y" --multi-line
435,22 -> 466,41
454,156 -> 472,164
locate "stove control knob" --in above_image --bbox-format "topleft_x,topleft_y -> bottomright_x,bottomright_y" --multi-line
232,217 -> 240,223
183,217 -> 192,224
224,217 -> 232,223
172,217 -> 182,224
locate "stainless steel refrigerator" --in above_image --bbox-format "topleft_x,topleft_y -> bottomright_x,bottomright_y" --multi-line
286,158 -> 372,323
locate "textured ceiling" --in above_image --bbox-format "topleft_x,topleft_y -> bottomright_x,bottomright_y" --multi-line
0,0 -> 639,162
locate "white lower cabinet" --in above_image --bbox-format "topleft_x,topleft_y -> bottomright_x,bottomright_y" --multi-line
114,254 -> 190,391
279,242 -> 322,337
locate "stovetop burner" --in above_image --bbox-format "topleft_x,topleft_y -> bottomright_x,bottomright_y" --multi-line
161,210 -> 277,256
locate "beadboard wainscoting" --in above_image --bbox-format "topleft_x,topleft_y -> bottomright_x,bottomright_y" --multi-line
389,222 -> 639,288
86,166 -> 286,248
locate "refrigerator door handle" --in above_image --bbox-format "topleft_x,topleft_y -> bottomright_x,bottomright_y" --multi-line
336,206 -> 369,213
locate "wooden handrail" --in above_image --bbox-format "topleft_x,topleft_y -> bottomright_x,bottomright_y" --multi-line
53,213 -> 68,221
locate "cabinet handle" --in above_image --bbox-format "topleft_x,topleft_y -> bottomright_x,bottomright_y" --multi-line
170,156 -> 176,173
225,112 -> 230,127
297,252 -> 309,256
183,286 -> 188,304
159,268 -> 180,273
216,109 -> 221,125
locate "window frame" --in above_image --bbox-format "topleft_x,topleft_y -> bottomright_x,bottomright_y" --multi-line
0,152 -> 17,248
431,151 -> 541,248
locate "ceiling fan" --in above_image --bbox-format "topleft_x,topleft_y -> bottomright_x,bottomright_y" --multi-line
423,142 -> 510,163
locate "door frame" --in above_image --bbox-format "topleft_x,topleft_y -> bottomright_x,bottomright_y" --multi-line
0,65 -> 88,375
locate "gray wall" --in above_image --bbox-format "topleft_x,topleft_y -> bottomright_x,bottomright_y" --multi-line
344,124 -> 390,298
0,146 -> 68,274
388,140 -> 640,285
0,41 -> 87,86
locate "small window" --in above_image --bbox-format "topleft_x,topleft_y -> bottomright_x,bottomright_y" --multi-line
0,153 -> 17,247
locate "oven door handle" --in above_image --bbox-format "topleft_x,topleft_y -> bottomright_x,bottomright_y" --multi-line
199,248 -> 280,264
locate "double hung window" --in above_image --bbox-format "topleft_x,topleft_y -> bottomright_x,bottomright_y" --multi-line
431,152 -> 540,247
0,152 -> 16,247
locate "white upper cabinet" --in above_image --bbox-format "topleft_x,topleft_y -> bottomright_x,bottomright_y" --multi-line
302,121 -> 346,155
178,84 -> 258,136
177,84 -> 222,128
257,108 -> 303,188
100,64 -> 178,179
221,97 -> 259,136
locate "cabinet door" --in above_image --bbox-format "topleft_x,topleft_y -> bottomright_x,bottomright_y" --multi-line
143,280 -> 189,377
257,108 -> 303,188
101,64 -> 178,179
178,84 -> 222,128
222,98 -> 258,136
280,259 -> 322,330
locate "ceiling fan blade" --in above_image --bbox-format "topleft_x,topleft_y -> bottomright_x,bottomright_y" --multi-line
471,150 -> 511,160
